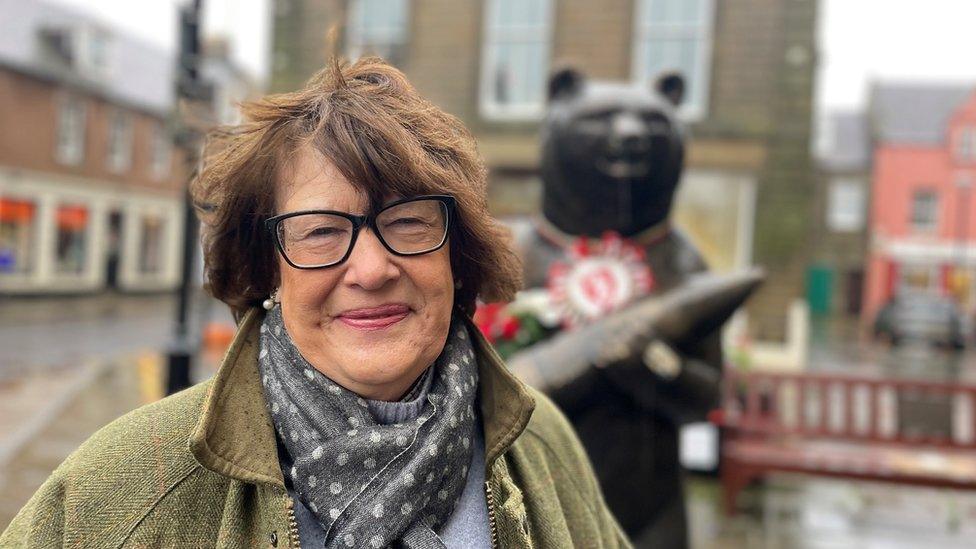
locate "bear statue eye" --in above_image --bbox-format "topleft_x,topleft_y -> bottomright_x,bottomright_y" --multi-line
573,113 -> 611,133
641,113 -> 670,133
579,109 -> 617,121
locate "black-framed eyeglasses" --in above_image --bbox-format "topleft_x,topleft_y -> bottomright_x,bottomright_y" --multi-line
265,195 -> 456,269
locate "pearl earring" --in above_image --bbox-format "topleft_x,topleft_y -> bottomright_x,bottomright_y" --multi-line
262,288 -> 279,310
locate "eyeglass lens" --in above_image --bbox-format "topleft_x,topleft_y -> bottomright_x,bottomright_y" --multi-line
277,199 -> 448,267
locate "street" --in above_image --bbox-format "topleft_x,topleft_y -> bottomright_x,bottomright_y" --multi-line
0,292 -> 228,380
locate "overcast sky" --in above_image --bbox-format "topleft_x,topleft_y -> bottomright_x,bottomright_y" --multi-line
817,0 -> 976,112
54,0 -> 976,115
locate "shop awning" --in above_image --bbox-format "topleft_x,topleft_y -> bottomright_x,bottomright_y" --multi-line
0,198 -> 36,223
57,205 -> 89,230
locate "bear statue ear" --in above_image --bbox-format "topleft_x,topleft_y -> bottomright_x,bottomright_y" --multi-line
654,71 -> 685,107
548,66 -> 584,101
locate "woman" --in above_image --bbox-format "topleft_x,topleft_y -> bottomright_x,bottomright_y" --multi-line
1,58 -> 629,548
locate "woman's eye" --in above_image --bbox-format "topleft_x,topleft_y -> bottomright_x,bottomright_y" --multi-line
303,226 -> 344,238
390,217 -> 426,227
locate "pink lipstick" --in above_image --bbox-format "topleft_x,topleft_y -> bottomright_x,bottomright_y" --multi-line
337,304 -> 410,331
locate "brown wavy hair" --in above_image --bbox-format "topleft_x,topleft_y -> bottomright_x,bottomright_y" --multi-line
192,57 -> 522,319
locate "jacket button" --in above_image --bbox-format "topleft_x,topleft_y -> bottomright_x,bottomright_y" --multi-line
269,531 -> 278,547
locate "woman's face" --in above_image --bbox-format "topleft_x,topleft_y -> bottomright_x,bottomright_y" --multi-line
275,147 -> 455,401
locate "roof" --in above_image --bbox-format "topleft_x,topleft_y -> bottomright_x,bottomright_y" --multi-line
819,110 -> 871,172
819,82 -> 976,172
0,0 -> 174,114
869,82 -> 975,145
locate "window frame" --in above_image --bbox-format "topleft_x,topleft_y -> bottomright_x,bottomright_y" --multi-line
345,0 -> 411,66
52,201 -> 92,276
478,0 -> 554,122
55,95 -> 86,166
910,188 -> 940,233
826,178 -> 866,233
137,213 -> 167,275
956,126 -> 976,162
106,109 -> 133,173
149,121 -> 171,180
0,195 -> 40,276
631,0 -> 715,121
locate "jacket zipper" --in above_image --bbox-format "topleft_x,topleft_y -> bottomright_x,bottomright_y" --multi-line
285,496 -> 302,549
484,480 -> 498,548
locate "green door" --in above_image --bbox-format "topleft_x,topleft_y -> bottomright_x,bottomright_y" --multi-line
806,264 -> 834,315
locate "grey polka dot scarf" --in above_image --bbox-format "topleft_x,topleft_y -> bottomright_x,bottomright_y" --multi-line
258,306 -> 479,549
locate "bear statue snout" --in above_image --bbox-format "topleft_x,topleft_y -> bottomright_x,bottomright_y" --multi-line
596,110 -> 671,179
609,112 -> 650,153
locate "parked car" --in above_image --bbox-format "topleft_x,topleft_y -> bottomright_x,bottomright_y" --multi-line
873,292 -> 966,349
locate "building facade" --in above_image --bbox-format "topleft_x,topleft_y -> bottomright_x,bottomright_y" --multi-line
0,0 -> 259,295
270,0 -> 819,341
864,85 -> 976,322
0,0 -> 184,294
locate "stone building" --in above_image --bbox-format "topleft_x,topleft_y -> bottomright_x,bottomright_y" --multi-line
269,0 -> 819,341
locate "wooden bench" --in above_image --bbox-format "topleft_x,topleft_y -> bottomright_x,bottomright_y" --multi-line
710,369 -> 976,515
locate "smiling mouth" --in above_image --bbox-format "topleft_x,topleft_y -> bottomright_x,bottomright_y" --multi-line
337,304 -> 411,331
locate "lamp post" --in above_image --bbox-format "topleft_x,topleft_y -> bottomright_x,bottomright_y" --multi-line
167,0 -> 211,395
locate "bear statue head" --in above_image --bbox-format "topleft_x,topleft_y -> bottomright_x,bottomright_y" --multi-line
540,67 -> 686,238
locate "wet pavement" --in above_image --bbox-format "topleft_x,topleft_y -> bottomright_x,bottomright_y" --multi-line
688,474 -> 976,548
0,292 -> 229,380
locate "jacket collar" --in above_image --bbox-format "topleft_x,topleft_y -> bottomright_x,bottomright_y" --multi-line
189,308 -> 535,486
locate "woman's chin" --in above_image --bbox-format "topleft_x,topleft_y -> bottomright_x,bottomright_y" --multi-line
335,345 -> 432,394
341,364 -> 425,400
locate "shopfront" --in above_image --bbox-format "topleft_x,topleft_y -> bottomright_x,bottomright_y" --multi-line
0,169 -> 181,294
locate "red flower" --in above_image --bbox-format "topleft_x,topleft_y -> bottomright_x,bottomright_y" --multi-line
474,302 -> 504,343
501,316 -> 521,340
475,303 -> 525,343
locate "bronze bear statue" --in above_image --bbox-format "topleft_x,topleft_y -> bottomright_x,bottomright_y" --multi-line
507,68 -> 730,549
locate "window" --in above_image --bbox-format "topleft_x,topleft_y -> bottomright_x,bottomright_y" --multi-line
55,203 -> 89,274
957,126 -> 976,162
826,179 -> 865,233
82,28 -> 109,73
0,198 -> 37,275
480,0 -> 553,120
138,215 -> 166,274
633,0 -> 715,119
56,96 -> 86,165
347,0 -> 409,66
150,122 -> 171,179
106,110 -> 132,173
910,190 -> 939,232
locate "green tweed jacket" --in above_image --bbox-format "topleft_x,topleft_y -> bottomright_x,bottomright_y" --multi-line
2,309 -> 631,548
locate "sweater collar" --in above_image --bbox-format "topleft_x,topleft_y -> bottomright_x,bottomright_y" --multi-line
189,308 -> 535,486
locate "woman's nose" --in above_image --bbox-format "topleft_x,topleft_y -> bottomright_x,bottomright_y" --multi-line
342,228 -> 400,290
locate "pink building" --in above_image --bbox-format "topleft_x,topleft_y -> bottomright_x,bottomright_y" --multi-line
864,86 -> 976,323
